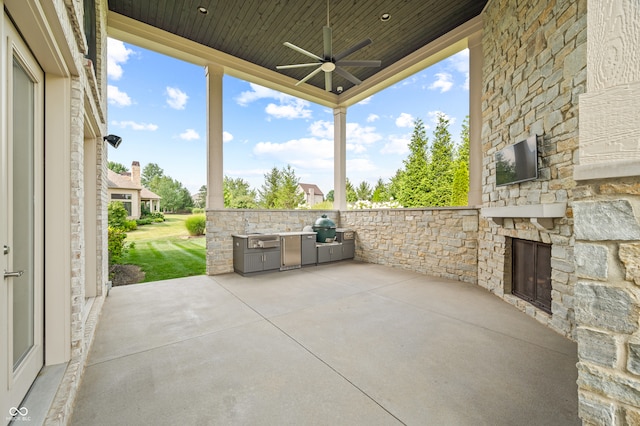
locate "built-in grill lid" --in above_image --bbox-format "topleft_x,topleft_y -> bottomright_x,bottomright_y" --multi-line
313,214 -> 336,229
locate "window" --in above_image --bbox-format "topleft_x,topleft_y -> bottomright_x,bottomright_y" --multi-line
111,193 -> 131,200
83,0 -> 96,73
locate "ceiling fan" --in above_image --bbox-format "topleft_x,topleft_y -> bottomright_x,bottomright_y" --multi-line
276,0 -> 381,92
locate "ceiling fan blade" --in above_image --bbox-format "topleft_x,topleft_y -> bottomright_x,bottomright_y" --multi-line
276,63 -> 321,69
335,60 -> 381,67
323,26 -> 332,60
335,67 -> 362,85
334,38 -> 372,61
295,66 -> 323,86
325,71 -> 332,92
284,42 -> 323,61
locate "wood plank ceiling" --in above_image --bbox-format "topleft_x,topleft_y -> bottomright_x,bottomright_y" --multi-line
108,0 -> 487,94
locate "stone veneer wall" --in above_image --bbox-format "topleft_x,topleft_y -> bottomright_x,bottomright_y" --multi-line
478,0 -> 586,338
207,208 -> 478,283
572,0 -> 640,423
573,180 -> 640,424
45,0 -> 109,423
340,208 -> 478,283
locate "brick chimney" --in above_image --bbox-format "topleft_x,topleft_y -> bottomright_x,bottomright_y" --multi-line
131,161 -> 141,186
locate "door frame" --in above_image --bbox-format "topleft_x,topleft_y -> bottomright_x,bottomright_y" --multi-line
1,12 -> 45,419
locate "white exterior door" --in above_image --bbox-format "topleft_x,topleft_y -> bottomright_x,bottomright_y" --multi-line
1,15 -> 44,422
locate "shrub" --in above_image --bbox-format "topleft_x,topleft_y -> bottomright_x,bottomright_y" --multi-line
192,207 -> 205,214
124,219 -> 137,231
136,218 -> 153,226
108,201 -> 129,229
108,226 -> 128,265
311,200 -> 334,210
185,214 -> 206,236
151,212 -> 165,221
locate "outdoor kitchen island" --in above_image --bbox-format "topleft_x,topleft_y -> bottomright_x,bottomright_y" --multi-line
232,229 -> 354,276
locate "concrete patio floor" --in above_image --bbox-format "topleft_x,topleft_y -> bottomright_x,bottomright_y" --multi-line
71,261 -> 579,425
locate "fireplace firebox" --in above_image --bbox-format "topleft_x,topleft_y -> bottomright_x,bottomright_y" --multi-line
512,239 -> 552,313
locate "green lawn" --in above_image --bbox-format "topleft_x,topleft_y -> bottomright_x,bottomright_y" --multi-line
123,214 -> 206,282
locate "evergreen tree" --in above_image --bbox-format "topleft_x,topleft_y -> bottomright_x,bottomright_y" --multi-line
194,185 -> 207,208
258,165 -> 304,209
345,178 -> 358,203
397,118 -> 429,207
371,178 -> 391,202
108,161 -> 128,174
355,181 -> 373,201
277,165 -> 305,209
425,113 -> 455,206
451,117 -> 470,206
326,190 -> 334,202
389,169 -> 404,203
258,167 -> 281,208
224,177 -> 257,209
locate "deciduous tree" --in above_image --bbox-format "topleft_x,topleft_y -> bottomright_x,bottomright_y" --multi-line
224,177 -> 257,209
108,161 -> 128,174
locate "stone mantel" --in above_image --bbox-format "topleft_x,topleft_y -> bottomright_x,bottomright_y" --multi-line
481,202 -> 567,230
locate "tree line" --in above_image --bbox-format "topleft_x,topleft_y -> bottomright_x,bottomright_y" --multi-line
108,161 -> 194,212
109,113 -> 469,210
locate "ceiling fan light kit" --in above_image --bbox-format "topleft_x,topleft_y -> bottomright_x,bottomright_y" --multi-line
276,0 -> 381,92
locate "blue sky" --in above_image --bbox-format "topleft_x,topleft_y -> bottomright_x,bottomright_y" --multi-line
106,38 -> 470,195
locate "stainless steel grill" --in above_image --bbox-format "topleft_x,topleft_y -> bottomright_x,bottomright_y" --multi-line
247,234 -> 280,249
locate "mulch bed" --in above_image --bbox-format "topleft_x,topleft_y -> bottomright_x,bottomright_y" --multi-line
109,264 -> 145,286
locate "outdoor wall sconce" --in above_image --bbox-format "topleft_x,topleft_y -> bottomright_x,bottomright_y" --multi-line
104,134 -> 122,149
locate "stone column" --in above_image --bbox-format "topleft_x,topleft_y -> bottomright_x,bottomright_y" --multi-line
468,31 -> 482,207
575,0 -> 640,423
206,65 -> 224,209
333,107 -> 347,210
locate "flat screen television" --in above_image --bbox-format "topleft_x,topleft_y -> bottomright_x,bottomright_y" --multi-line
495,135 -> 538,186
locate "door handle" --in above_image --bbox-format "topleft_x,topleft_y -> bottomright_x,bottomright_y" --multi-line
4,270 -> 24,279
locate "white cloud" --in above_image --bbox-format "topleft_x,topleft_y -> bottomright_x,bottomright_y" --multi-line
107,85 -> 132,107
236,83 -> 312,120
179,129 -> 200,140
223,131 -> 234,143
358,96 -> 373,105
308,120 -> 381,152
429,72 -> 454,93
448,49 -> 469,73
447,49 -> 470,90
395,112 -> 415,128
235,83 -> 292,106
428,110 -> 456,126
381,135 -> 410,155
346,122 -> 382,146
166,87 -> 188,110
265,100 -> 312,119
107,38 -> 134,81
111,120 -> 158,131
347,158 -> 376,172
367,114 -> 380,123
253,137 -> 334,169
309,120 -> 333,139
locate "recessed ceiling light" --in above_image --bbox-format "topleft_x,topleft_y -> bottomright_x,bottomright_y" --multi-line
380,13 -> 391,22
197,6 -> 208,15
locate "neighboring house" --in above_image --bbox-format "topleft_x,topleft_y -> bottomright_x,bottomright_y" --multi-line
107,161 -> 161,219
2,1 -> 640,425
298,183 -> 324,207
